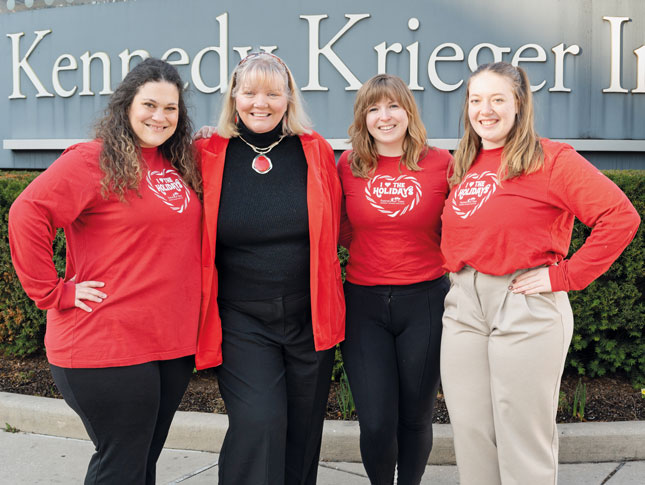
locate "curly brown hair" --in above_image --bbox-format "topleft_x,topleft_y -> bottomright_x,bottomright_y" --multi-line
95,58 -> 201,200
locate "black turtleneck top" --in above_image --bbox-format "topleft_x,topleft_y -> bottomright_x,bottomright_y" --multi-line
215,121 -> 310,300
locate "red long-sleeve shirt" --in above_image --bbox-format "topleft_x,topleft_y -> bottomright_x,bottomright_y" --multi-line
338,148 -> 452,286
8,141 -> 202,368
441,139 -> 640,291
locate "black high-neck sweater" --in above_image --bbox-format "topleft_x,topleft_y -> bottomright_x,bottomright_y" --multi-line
215,122 -> 310,300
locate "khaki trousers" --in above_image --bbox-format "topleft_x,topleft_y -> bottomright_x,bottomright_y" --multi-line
440,266 -> 574,485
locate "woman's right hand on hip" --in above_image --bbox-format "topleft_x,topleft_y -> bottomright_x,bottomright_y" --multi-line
72,277 -> 107,312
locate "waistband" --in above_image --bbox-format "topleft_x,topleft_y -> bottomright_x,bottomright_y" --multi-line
218,290 -> 309,305
450,265 -> 544,285
345,275 -> 447,296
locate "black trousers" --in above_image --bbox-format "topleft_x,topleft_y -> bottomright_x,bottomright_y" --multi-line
50,355 -> 194,485
216,292 -> 335,485
341,278 -> 448,485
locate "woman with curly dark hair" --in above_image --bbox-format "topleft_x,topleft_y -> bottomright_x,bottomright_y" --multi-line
9,58 -> 202,484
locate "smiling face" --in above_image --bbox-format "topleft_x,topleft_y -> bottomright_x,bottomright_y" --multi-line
128,81 -> 179,148
467,71 -> 518,150
235,74 -> 289,134
365,97 -> 409,156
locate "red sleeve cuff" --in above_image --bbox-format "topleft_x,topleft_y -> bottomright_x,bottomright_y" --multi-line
60,280 -> 76,310
548,264 -> 569,293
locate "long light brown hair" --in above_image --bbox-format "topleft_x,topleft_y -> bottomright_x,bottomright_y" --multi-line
348,74 -> 429,179
217,52 -> 311,138
449,62 -> 544,187
95,58 -> 201,200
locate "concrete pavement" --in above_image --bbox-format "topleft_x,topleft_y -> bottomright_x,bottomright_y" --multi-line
2,391 -> 645,483
1,431 -> 644,484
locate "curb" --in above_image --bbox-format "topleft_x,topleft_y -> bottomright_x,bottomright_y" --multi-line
2,391 -> 644,464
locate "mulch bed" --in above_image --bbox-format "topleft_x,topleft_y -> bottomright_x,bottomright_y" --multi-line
1,353 -> 643,423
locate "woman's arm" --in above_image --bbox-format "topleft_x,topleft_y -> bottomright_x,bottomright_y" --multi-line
8,144 -> 107,311
513,146 -> 640,294
336,151 -> 353,249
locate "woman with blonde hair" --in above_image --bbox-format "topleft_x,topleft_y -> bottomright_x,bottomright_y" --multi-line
9,58 -> 202,484
194,51 -> 344,485
440,61 -> 640,484
338,74 -> 452,484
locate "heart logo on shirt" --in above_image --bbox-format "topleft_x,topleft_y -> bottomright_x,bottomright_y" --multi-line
146,168 -> 191,214
450,171 -> 498,219
364,174 -> 422,218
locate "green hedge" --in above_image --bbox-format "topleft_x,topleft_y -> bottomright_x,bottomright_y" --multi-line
1,170 -> 644,386
0,172 -> 46,356
0,171 -> 66,357
567,171 -> 645,386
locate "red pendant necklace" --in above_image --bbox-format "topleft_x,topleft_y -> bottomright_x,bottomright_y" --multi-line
238,134 -> 286,174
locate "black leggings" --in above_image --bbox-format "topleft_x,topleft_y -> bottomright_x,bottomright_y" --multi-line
341,278 -> 448,485
50,355 -> 194,485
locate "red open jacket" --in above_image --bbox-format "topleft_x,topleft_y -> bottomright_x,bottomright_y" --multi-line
194,132 -> 345,369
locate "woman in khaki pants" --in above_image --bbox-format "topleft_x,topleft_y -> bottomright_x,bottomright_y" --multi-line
439,62 -> 640,485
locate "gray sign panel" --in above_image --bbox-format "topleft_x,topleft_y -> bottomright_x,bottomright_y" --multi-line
1,0 -> 644,168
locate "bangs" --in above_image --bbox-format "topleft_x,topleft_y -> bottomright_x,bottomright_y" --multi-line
364,84 -> 399,107
358,78 -> 410,114
235,64 -> 289,96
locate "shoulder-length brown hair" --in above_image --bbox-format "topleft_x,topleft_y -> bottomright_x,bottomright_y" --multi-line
450,62 -> 543,187
348,74 -> 429,179
217,52 -> 311,138
95,58 -> 201,200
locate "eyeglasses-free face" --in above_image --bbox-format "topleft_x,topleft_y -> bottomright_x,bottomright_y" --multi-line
467,71 -> 518,150
235,78 -> 288,134
128,81 -> 180,148
365,98 -> 409,157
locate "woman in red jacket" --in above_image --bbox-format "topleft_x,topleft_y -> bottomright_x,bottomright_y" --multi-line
337,74 -> 452,485
440,62 -> 640,484
8,58 -> 202,484
193,52 -> 344,485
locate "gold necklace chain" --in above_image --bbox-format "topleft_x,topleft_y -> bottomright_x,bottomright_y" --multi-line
238,135 -> 286,155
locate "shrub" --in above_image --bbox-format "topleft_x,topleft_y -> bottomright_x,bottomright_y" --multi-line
0,171 -> 65,357
567,171 -> 645,387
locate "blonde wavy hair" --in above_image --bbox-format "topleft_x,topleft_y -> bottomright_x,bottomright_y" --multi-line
450,62 -> 544,187
95,58 -> 201,200
217,52 -> 311,138
347,74 -> 429,179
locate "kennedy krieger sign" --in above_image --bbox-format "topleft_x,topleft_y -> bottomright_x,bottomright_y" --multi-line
1,0 -> 643,168
8,13 -> 645,98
